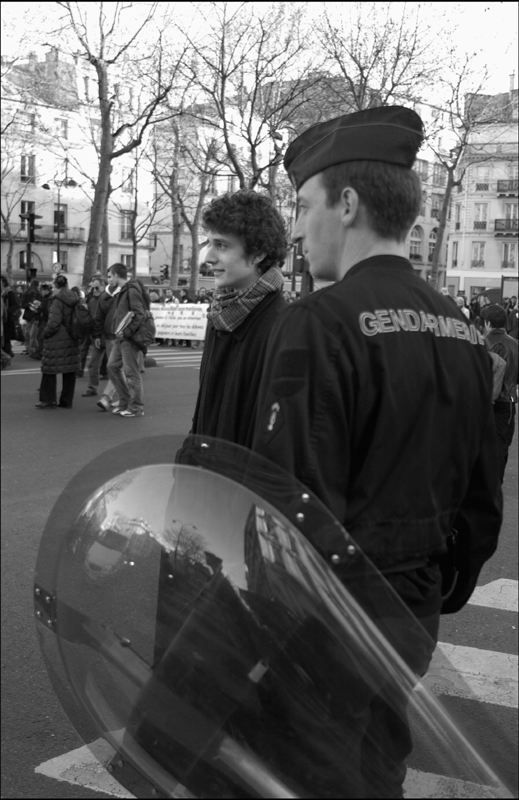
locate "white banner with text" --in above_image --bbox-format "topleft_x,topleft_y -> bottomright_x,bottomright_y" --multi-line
151,303 -> 209,340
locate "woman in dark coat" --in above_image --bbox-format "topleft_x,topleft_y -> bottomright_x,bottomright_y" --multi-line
36,274 -> 80,409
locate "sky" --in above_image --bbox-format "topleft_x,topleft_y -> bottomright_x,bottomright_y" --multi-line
1,1 -> 517,96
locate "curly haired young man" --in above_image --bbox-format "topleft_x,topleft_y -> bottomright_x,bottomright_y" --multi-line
190,190 -> 288,447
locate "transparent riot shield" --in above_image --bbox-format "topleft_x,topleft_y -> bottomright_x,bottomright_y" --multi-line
34,434 -> 513,799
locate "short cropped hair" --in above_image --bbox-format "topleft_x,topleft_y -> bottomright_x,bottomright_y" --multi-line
109,263 -> 128,279
202,190 -> 288,274
320,160 -> 422,241
54,274 -> 68,288
481,304 -> 507,329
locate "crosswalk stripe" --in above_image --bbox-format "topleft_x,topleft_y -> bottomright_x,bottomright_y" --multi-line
468,579 -> 518,613
423,642 -> 518,708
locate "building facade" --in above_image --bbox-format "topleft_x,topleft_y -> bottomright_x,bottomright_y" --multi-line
445,88 -> 518,301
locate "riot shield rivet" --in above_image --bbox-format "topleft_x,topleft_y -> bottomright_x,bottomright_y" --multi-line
45,596 -> 52,604
46,619 -> 54,626
35,588 -> 41,596
301,493 -> 310,503
129,561 -> 135,566
167,574 -> 174,580
201,442 -> 209,448
36,610 -> 42,618
107,765 -> 114,773
331,554 -> 341,564
296,513 -> 305,523
347,545 -> 356,555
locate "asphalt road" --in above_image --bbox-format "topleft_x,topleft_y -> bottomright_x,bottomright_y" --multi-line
1,345 -> 517,798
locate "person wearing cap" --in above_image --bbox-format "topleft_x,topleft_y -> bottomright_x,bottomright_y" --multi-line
252,106 -> 502,797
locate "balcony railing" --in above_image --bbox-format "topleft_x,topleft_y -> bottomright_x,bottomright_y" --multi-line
502,260 -> 517,269
0,223 -> 28,240
475,183 -> 489,191
431,209 -> 440,219
497,180 -> 518,194
409,253 -> 423,261
471,259 -> 485,267
494,219 -> 518,233
473,221 -> 487,230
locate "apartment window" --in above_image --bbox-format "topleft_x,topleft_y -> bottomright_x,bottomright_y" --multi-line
52,250 -> 68,271
18,112 -> 36,133
509,164 -> 519,180
120,211 -> 134,240
471,242 -> 485,267
505,203 -> 518,220
19,251 -> 34,269
56,118 -> 68,139
502,242 -> 517,269
409,226 -> 423,260
227,175 -> 237,192
428,229 -> 437,262
473,203 -> 488,230
455,204 -> 462,229
20,200 -> 35,230
432,163 -> 447,187
84,76 -> 90,101
21,154 -> 35,184
209,173 -> 218,195
54,203 -> 67,232
475,167 -> 489,191
431,193 -> 442,219
415,159 -> 428,181
121,254 -> 134,270
452,241 -> 459,267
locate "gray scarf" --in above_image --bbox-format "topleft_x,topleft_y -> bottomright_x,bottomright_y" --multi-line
207,267 -> 284,332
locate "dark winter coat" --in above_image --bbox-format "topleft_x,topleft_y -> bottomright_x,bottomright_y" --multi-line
191,291 -> 288,449
93,285 -> 120,342
41,288 -> 80,374
1,288 -> 20,338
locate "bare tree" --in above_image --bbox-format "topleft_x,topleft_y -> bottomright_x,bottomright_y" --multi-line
316,2 -> 445,111
51,1 -> 189,285
179,2 -> 326,193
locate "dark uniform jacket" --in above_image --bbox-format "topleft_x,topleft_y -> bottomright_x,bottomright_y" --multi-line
41,288 -> 80,374
253,256 -> 502,613
191,292 -> 287,449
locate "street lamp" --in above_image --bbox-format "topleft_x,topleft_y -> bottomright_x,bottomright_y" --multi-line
42,172 -> 77,267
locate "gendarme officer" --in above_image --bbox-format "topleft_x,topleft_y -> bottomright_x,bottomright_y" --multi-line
252,106 -> 502,798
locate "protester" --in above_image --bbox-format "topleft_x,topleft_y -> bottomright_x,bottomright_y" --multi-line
189,190 -> 287,448
81,277 -> 107,397
36,274 -> 80,409
455,295 -> 470,319
20,279 -> 41,356
107,263 -> 148,417
33,283 -> 53,359
252,106 -> 502,798
92,271 -> 121,412
506,296 -> 518,340
482,304 -> 519,483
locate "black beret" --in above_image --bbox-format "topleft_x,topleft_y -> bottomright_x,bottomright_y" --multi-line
284,106 -> 425,191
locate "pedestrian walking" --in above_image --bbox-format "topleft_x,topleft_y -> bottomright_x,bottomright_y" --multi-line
252,106 -> 502,798
107,263 -> 148,417
20,279 -> 41,356
189,190 -> 288,448
82,277 -> 107,397
92,273 -> 121,412
36,274 -> 80,409
482,303 -> 518,483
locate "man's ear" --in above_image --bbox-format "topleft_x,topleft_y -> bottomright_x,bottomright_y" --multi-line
340,186 -> 360,229
252,252 -> 266,268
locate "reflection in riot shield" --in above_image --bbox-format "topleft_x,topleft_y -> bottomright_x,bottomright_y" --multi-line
34,435 -> 513,800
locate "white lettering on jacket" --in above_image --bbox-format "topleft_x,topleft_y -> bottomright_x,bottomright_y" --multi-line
358,309 -> 485,345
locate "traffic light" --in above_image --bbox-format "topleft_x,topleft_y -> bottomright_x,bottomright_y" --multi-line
19,212 -> 43,243
160,264 -> 169,281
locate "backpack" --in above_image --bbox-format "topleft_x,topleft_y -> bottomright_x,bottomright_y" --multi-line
67,303 -> 94,340
127,283 -> 156,352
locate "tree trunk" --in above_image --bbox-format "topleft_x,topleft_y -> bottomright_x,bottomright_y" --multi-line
170,166 -> 181,291
430,170 -> 455,290
189,229 -> 200,301
101,206 -> 109,275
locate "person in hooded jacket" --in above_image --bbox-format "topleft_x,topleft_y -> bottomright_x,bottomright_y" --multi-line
36,274 -> 80,408
92,270 -> 122,411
